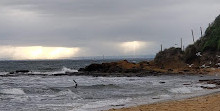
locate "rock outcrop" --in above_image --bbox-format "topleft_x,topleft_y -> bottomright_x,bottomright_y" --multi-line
154,47 -> 186,69
79,60 -> 144,73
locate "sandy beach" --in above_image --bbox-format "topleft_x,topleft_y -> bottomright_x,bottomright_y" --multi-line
106,92 -> 220,111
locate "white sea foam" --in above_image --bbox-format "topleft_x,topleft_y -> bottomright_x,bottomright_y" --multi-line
38,102 -> 81,108
11,96 -> 30,102
30,67 -> 78,75
31,71 -> 64,75
62,66 -> 78,73
56,89 -> 81,100
1,74 -> 220,111
0,88 -> 25,95
57,89 -> 76,96
159,94 -> 171,98
81,98 -> 131,110
169,86 -> 203,94
0,72 -> 8,75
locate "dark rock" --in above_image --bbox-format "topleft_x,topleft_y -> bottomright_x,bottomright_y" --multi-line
152,97 -> 160,99
125,68 -> 141,73
159,81 -> 166,84
199,79 -> 220,89
183,83 -> 191,85
183,69 -> 190,72
83,64 -> 104,72
200,86 -> 217,89
168,69 -> 173,72
108,66 -> 123,73
52,73 -> 68,76
178,71 -> 184,74
15,70 -> 30,73
81,60 -> 143,73
111,104 -> 125,107
160,66 -> 164,69
139,61 -> 150,68
194,67 -> 200,69
9,72 -> 14,74
78,68 -> 85,71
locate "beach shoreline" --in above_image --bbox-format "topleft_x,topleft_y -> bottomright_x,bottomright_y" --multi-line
106,91 -> 220,111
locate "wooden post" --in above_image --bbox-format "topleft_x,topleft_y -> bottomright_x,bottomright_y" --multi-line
200,27 -> 203,37
191,29 -> 195,43
181,38 -> 183,50
161,44 -> 163,52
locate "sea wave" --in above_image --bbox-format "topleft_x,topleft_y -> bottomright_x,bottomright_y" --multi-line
62,67 -> 78,73
169,86 -> 203,94
30,66 -> 78,75
0,66 -> 78,76
87,84 -> 121,89
196,83 -> 216,88
0,72 -> 9,76
80,98 -> 131,110
0,88 -> 25,95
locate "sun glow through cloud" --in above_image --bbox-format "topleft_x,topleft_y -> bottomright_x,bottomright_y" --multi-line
0,46 -> 80,60
120,41 -> 153,55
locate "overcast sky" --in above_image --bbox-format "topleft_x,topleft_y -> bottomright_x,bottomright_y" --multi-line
0,0 -> 220,59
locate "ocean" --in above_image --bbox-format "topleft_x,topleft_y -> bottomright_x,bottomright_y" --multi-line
0,58 -> 149,74
0,59 -> 220,111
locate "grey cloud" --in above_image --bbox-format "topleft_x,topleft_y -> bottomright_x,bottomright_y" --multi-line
0,0 -> 220,57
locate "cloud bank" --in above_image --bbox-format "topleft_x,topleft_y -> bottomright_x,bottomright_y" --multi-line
0,0 -> 220,59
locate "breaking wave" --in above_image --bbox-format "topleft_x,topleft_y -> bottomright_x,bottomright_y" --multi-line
61,67 -> 78,73
30,66 -> 78,75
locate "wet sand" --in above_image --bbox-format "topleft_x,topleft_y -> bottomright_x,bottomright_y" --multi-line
106,92 -> 220,111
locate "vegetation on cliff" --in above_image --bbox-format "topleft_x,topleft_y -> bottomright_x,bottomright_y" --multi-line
187,15 -> 220,52
203,15 -> 220,51
155,14 -> 220,68
184,15 -> 220,65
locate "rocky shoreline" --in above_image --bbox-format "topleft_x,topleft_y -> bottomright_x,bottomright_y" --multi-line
78,59 -> 220,76
1,59 -> 220,77
0,71 -> 198,77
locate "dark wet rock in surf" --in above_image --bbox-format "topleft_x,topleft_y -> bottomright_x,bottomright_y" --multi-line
159,81 -> 166,84
15,70 -> 30,73
199,79 -> 220,89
